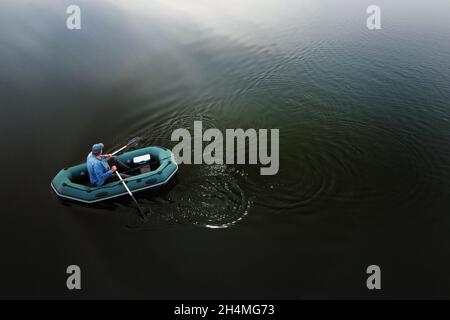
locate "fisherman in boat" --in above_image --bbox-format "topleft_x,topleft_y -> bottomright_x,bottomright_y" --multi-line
87,143 -> 131,187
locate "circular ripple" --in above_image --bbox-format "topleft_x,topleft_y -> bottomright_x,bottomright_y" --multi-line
148,164 -> 250,228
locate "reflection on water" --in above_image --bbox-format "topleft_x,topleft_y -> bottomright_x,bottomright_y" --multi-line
1,0 -> 450,229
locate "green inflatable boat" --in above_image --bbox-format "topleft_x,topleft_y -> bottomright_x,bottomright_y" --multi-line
51,146 -> 178,203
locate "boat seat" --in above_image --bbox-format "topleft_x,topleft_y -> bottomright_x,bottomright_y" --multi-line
70,170 -> 91,185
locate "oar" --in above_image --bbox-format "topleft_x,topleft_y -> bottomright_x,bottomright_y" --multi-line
110,136 -> 142,156
109,136 -> 150,221
115,171 -> 150,219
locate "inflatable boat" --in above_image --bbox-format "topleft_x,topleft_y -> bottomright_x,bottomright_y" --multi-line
51,146 -> 178,203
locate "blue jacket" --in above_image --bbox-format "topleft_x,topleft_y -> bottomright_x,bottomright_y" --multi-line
86,153 -> 112,187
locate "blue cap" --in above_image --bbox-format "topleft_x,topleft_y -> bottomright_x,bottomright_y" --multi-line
92,143 -> 104,154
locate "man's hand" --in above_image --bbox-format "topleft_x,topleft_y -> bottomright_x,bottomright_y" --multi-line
111,165 -> 117,173
108,153 -> 113,158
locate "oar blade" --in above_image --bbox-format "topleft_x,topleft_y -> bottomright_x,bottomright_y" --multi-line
127,136 -> 141,148
126,206 -> 151,229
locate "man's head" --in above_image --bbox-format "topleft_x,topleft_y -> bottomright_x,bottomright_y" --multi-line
92,143 -> 104,156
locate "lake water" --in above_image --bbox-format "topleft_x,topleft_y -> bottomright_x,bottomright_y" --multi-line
1,0 -> 450,298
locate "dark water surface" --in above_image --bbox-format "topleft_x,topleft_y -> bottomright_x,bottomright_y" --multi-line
1,0 -> 450,298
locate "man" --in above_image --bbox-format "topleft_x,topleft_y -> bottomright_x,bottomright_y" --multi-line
87,143 -> 131,187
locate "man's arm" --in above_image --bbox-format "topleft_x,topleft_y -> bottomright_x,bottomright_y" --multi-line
102,154 -> 113,159
94,162 -> 112,184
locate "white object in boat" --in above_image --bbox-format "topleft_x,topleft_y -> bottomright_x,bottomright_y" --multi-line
133,154 -> 151,163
